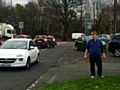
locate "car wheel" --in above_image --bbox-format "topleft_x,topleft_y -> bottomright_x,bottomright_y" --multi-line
75,46 -> 79,51
114,48 -> 120,57
47,44 -> 50,48
52,45 -> 55,48
35,54 -> 40,64
25,58 -> 30,69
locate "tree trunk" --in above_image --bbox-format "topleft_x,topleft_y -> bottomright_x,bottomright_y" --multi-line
63,24 -> 68,41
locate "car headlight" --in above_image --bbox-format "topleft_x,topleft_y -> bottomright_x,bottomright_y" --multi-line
16,54 -> 25,57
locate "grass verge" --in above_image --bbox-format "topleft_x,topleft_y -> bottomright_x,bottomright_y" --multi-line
37,76 -> 120,90
105,43 -> 109,51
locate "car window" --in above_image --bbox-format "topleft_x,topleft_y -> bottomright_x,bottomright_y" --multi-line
15,35 -> 24,38
1,41 -> 27,49
29,40 -> 35,47
102,35 -> 107,39
81,36 -> 86,43
26,36 -> 31,39
78,37 -> 82,41
112,35 -> 120,40
7,30 -> 11,34
0,38 -> 6,40
98,35 -> 102,38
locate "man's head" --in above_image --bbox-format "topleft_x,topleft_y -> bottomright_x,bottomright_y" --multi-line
91,31 -> 97,40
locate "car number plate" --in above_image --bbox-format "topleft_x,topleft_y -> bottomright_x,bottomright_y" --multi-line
37,41 -> 42,42
1,64 -> 11,67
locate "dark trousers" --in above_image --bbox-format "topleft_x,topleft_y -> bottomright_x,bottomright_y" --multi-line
89,55 -> 102,76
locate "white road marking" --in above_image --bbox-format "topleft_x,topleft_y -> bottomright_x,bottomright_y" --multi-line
26,74 -> 57,90
57,42 -> 67,45
40,49 -> 47,52
47,75 -> 57,84
26,76 -> 43,90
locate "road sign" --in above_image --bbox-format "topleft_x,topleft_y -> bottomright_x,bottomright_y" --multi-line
83,13 -> 91,27
88,22 -> 91,29
19,22 -> 24,29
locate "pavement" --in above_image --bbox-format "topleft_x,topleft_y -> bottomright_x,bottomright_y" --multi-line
28,44 -> 120,90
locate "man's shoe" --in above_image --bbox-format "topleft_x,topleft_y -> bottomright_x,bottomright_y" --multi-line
91,76 -> 95,78
100,75 -> 104,78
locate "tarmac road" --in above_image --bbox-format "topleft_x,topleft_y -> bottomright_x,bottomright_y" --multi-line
0,42 -> 72,90
0,42 -> 120,90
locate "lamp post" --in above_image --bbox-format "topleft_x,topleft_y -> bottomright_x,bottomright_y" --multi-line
93,1 -> 96,31
85,0 -> 90,35
10,0 -> 15,26
80,1 -> 84,33
114,0 -> 117,34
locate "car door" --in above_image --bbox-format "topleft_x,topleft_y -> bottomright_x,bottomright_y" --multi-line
81,36 -> 87,50
102,35 -> 108,42
76,37 -> 82,47
29,40 -> 37,62
98,34 -> 102,39
77,35 -> 86,49
113,35 -> 120,48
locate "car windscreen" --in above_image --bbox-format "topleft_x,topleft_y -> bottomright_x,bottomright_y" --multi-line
12,30 -> 16,34
15,35 -> 24,38
0,38 -> 7,41
86,36 -> 92,40
1,41 -> 27,49
35,35 -> 47,38
112,35 -> 120,40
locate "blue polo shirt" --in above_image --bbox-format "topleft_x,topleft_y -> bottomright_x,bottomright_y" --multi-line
86,39 -> 104,56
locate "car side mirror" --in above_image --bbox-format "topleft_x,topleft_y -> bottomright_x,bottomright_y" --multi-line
29,46 -> 35,50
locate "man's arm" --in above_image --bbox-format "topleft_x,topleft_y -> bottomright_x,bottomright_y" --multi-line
84,41 -> 89,59
100,41 -> 106,59
84,49 -> 88,59
102,52 -> 106,59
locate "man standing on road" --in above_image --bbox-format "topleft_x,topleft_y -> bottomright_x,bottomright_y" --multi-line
84,31 -> 106,78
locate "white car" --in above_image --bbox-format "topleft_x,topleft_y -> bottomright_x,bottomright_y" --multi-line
72,33 -> 85,41
0,39 -> 40,69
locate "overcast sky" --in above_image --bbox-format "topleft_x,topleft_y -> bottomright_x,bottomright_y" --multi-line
12,0 -> 30,5
6,0 -> 37,6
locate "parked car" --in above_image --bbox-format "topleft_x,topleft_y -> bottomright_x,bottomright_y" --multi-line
97,34 -> 111,43
0,37 -> 8,45
108,34 -> 120,57
75,35 -> 105,51
0,39 -> 40,69
72,33 -> 85,41
47,35 -> 57,45
15,34 -> 32,39
33,35 -> 55,48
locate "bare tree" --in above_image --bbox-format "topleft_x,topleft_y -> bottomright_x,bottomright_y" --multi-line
38,0 -> 77,40
91,0 -> 113,33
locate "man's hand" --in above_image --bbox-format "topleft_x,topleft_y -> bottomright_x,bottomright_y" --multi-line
102,53 -> 106,59
84,54 -> 87,59
84,49 -> 88,59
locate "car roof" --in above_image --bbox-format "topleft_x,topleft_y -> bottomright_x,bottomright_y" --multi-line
35,35 -> 47,38
115,33 -> 120,35
98,34 -> 109,35
47,35 -> 55,38
7,39 -> 32,41
36,35 -> 47,36
16,34 -> 30,36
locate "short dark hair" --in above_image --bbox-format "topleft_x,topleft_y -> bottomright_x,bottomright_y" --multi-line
91,31 -> 97,35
